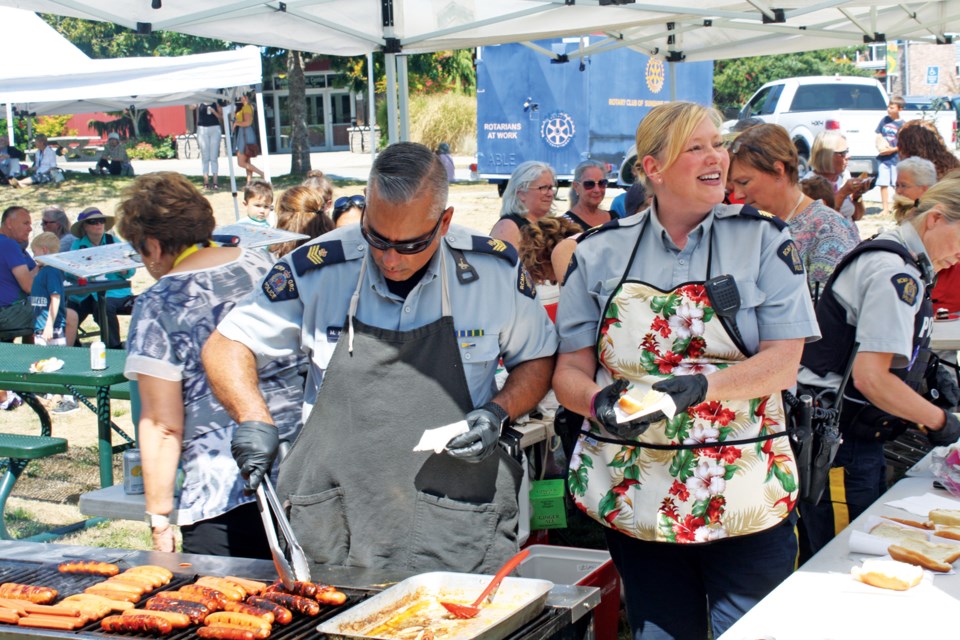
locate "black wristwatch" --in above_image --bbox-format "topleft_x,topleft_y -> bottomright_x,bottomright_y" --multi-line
483,401 -> 510,434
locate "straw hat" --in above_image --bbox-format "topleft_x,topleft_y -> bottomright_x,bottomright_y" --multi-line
70,207 -> 115,237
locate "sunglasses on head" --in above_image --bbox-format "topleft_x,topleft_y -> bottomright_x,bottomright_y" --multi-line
360,208 -> 444,255
334,195 -> 365,215
580,179 -> 608,190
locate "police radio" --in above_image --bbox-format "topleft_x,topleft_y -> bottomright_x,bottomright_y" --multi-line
704,274 -> 748,355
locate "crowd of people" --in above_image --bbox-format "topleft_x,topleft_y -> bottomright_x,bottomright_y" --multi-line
3,96 -> 960,640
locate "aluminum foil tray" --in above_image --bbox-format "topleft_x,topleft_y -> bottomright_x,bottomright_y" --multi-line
316,571 -> 553,640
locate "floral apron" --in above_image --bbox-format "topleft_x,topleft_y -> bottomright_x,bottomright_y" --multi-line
568,220 -> 799,543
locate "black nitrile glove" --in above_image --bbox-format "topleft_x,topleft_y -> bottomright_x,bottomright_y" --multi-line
447,402 -> 508,463
231,420 -> 280,491
592,379 -> 651,439
644,374 -> 710,423
929,410 -> 960,446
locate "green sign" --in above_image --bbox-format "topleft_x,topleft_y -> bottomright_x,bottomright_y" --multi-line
529,479 -> 567,530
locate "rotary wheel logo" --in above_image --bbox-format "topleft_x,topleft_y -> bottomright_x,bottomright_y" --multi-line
646,58 -> 665,94
541,112 -> 575,148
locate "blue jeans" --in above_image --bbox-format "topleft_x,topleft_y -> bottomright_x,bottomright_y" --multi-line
797,436 -> 885,562
605,514 -> 798,640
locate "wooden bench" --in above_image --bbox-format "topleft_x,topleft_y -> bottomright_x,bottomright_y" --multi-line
0,431 -> 68,540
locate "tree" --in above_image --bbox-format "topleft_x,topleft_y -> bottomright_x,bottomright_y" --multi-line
713,47 -> 873,114
41,14 -> 233,58
287,51 -> 311,175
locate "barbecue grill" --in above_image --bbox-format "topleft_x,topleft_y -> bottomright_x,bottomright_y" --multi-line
0,541 -> 599,640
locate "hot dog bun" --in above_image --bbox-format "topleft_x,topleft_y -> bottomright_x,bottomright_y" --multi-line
929,508 -> 960,528
618,389 -> 665,416
869,523 -> 929,544
882,516 -> 932,530
933,525 -> 960,542
851,559 -> 923,591
887,538 -> 960,573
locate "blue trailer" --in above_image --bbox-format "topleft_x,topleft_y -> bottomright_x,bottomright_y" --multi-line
475,38 -> 714,191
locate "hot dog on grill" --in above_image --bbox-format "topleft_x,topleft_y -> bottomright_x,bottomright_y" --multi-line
224,577 -> 266,595
18,614 -> 83,630
111,572 -> 162,591
125,565 -> 174,583
0,598 -> 28,615
267,580 -> 316,599
256,592 -> 319,616
98,579 -> 148,595
0,607 -> 19,624
197,626 -> 258,640
144,597 -> 210,624
155,589 -> 222,612
315,586 -> 347,606
122,608 -> 191,629
205,611 -> 271,632
181,584 -> 230,607
83,587 -> 141,603
61,593 -> 134,612
223,601 -> 274,624
101,613 -> 174,635
57,561 -> 120,576
195,577 -> 246,601
243,597 -> 292,625
0,584 -> 57,604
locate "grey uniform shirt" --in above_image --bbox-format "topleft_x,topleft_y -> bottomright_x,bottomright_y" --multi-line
218,223 -> 558,419
798,223 -> 926,390
556,202 -> 821,355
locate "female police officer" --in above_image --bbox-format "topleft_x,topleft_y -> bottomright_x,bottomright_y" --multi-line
798,174 -> 960,559
553,102 -> 820,639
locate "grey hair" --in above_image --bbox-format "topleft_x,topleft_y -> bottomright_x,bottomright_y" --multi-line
368,142 -> 448,218
897,156 -> 937,188
41,206 -> 71,238
908,171 -> 960,231
500,161 -> 556,218
568,159 -> 607,206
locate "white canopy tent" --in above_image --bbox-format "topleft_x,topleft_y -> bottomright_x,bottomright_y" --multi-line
0,8 -> 264,216
2,1 -> 959,142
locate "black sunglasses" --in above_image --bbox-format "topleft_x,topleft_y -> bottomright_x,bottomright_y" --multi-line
334,195 -> 365,215
360,208 -> 444,255
580,179 -> 608,190
84,219 -> 106,226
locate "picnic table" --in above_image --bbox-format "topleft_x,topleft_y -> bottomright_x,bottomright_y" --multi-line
0,343 -> 132,489
64,279 -> 129,346
47,136 -> 103,160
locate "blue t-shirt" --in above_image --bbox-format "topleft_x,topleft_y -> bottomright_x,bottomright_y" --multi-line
30,265 -> 67,335
0,235 -> 35,307
876,115 -> 903,165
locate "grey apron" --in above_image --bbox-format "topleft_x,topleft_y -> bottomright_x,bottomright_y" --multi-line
277,251 -> 522,573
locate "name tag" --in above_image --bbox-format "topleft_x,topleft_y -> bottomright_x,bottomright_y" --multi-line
327,326 -> 342,343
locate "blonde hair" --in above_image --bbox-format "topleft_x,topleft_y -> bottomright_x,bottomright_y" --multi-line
31,231 -> 60,254
634,102 -> 722,191
907,171 -> 960,230
808,131 -> 847,174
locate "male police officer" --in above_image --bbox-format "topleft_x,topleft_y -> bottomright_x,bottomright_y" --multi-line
203,142 -> 556,573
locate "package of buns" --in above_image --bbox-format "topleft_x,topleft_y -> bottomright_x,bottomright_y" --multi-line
887,538 -> 960,572
851,559 -> 924,591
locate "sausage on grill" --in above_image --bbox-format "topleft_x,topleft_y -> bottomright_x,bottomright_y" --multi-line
101,613 -> 174,635
155,589 -> 223,612
197,626 -> 259,640
57,561 -> 120,576
144,597 -> 210,624
256,592 -> 319,616
0,584 -> 57,604
243,597 -> 292,625
267,580 -> 317,599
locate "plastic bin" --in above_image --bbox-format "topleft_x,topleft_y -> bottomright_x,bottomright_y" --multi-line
516,545 -> 620,640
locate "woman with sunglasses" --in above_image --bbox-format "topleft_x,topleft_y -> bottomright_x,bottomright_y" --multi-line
67,207 -> 135,349
272,186 -> 335,257
805,131 -> 869,222
117,172 -> 304,556
39,207 -> 75,252
553,102 -> 820,639
729,123 -> 860,299
332,194 -> 365,228
491,161 -> 557,248
563,160 -> 615,231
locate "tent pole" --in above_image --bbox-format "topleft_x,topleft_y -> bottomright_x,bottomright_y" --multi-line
254,85 -> 271,183
385,53 -> 399,144
5,104 -> 13,146
398,56 -> 410,142
367,52 -> 376,163
222,100 -> 240,221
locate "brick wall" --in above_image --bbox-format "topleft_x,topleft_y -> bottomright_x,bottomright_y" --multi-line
895,43 -> 958,96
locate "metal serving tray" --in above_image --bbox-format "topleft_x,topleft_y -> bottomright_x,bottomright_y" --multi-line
316,571 -> 553,640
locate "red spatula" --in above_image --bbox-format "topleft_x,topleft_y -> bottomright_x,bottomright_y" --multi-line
440,548 -> 530,619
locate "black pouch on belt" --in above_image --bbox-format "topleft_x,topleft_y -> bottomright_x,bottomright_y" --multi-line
839,401 -> 912,442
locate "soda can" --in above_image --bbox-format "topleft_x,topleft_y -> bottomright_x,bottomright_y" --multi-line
123,448 -> 144,495
90,341 -> 106,370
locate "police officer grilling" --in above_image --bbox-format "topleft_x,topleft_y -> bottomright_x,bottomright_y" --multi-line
202,142 -> 557,573
798,175 -> 960,560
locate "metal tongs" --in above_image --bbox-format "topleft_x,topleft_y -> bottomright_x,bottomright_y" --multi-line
256,442 -> 311,589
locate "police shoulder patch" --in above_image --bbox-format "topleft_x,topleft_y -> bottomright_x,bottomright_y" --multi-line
291,240 -> 346,276
517,266 -> 537,299
563,253 -> 579,282
468,235 -> 518,266
262,261 -> 298,302
777,240 -> 804,275
891,272 -> 920,305
577,218 -> 621,243
739,204 -> 788,230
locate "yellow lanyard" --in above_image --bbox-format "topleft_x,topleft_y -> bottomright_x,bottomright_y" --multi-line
172,243 -> 207,268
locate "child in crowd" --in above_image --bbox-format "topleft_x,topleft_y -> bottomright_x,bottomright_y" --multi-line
90,133 -> 134,177
29,232 -> 79,413
876,95 -> 905,216
239,179 -> 275,227
800,175 -> 839,211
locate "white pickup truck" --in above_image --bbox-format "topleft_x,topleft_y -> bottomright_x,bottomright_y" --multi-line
722,75 -> 890,177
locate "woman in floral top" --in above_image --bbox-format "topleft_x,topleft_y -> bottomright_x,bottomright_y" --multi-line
118,172 -> 303,557
553,103 -> 820,639
729,123 -> 860,302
